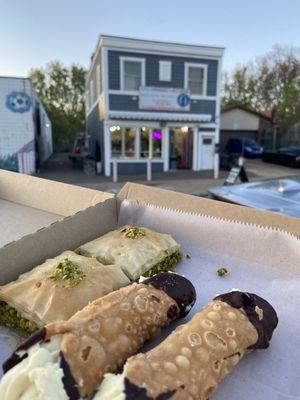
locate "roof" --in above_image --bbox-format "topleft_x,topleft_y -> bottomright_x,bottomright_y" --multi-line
221,105 -> 274,122
99,34 -> 225,51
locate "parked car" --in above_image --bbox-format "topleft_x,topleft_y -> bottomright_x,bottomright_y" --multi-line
262,147 -> 300,168
225,138 -> 263,158
209,176 -> 300,218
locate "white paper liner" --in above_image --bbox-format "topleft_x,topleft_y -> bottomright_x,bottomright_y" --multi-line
118,200 -> 300,400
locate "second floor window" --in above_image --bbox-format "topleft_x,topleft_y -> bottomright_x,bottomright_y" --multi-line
185,63 -> 207,96
121,57 -> 145,92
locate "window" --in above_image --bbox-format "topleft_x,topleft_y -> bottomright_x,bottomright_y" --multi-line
140,128 -> 162,159
110,127 -> 136,158
159,61 -> 172,81
121,57 -> 145,92
185,63 -> 207,95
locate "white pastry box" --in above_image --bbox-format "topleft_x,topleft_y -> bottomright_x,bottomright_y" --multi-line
1,172 -> 300,399
0,170 -> 114,285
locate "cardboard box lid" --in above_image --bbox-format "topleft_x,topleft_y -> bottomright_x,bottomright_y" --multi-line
0,170 -> 116,283
118,182 -> 300,238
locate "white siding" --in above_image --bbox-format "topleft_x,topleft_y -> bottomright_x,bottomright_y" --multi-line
221,108 -> 259,131
0,78 -> 35,156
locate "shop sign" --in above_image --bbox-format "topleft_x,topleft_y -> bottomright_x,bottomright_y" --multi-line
139,86 -> 191,112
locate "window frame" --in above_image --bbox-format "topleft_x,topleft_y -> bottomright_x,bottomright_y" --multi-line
89,79 -> 94,106
96,64 -> 101,95
120,56 -> 146,94
184,62 -> 208,97
159,60 -> 172,82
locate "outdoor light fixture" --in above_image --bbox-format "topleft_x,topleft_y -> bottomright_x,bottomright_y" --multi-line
141,127 -> 147,132
181,126 -> 189,133
44,123 -> 50,128
109,126 -> 116,132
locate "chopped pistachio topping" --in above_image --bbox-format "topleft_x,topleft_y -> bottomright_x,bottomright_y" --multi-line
0,301 -> 38,337
49,258 -> 86,289
217,267 -> 228,277
143,249 -> 182,278
121,226 -> 146,239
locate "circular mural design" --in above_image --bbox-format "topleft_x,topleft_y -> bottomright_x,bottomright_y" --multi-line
177,93 -> 190,107
6,91 -> 32,113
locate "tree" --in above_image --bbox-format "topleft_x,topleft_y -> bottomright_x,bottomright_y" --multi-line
29,61 -> 86,147
222,46 -> 300,132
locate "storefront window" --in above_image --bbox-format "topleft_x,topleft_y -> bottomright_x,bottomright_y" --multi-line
140,128 -> 150,158
124,128 -> 136,158
111,127 -> 122,158
152,130 -> 162,159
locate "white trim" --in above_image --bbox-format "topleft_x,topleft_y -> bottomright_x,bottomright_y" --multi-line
159,60 -> 172,81
120,56 -> 145,92
90,79 -> 94,106
103,48 -> 109,117
104,122 -> 111,176
86,96 -> 101,117
215,57 -> 222,146
184,63 -> 208,97
101,35 -> 225,58
108,110 -> 212,122
192,128 -> 198,171
96,64 -> 101,94
163,126 -> 169,171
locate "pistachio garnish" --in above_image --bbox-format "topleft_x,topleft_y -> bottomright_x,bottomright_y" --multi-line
121,226 -> 146,239
217,267 -> 228,277
49,258 -> 86,289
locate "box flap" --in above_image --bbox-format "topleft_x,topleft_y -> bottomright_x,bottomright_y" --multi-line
0,198 -> 117,285
0,170 -> 113,217
118,182 -> 300,238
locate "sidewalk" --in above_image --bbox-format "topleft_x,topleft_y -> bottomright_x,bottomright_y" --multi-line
37,153 -> 300,196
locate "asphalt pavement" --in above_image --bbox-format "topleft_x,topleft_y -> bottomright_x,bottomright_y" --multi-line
36,153 -> 300,196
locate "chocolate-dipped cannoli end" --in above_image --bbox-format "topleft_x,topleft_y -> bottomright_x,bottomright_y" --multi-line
214,291 -> 278,349
2,327 -> 46,373
60,352 -> 80,400
143,272 -> 196,318
124,377 -> 176,400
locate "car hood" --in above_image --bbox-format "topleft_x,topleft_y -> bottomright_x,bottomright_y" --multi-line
209,177 -> 300,218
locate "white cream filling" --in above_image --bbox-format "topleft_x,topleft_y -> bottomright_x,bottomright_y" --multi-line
93,373 -> 125,400
0,336 -> 68,400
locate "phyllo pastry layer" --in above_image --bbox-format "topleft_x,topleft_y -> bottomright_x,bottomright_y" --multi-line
76,225 -> 182,280
0,251 -> 130,335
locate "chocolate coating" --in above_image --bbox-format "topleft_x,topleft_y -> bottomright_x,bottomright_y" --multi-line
60,352 -> 80,400
2,328 -> 46,373
124,377 -> 176,400
214,291 -> 278,349
143,273 -> 196,318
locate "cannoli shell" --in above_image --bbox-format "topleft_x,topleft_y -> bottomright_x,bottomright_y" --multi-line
123,299 -> 269,400
46,282 -> 180,398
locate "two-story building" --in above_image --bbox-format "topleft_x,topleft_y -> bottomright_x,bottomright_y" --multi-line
85,35 -> 224,176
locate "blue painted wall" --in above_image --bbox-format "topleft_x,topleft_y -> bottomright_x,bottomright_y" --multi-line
108,50 -> 218,95
111,161 -> 163,175
86,105 -> 104,162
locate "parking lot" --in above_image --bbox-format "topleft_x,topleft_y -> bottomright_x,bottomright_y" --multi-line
37,154 -> 300,196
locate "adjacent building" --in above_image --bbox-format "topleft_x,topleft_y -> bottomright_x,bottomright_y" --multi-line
0,76 -> 52,174
220,105 -> 275,150
85,35 -> 224,176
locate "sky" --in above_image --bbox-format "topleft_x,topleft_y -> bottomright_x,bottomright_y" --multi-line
1,0 -> 300,77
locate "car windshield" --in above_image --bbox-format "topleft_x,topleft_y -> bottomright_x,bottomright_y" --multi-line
244,139 -> 259,146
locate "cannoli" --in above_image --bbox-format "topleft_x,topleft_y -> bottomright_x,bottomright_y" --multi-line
0,251 -> 130,336
0,273 -> 196,399
76,225 -> 182,280
95,290 -> 278,400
